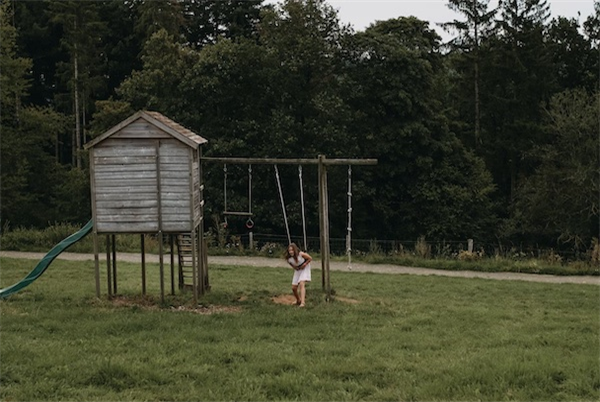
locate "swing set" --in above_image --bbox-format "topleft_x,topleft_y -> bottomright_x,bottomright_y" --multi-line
204,155 -> 377,300
222,164 -> 255,230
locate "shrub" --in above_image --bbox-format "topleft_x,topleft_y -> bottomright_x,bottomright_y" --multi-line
457,250 -> 482,261
590,238 -> 599,265
414,236 -> 431,258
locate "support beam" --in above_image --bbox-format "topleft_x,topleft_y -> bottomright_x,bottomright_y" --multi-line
318,155 -> 332,299
111,235 -> 117,294
159,231 -> 165,303
170,235 -> 175,295
141,234 -> 146,296
202,156 -> 377,166
156,140 -> 164,303
93,233 -> 100,298
191,229 -> 198,304
106,235 -> 112,299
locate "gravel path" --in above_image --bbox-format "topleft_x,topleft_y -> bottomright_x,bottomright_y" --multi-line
1,251 -> 598,285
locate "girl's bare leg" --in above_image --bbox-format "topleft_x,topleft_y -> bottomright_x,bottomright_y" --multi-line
299,281 -> 306,307
292,284 -> 300,304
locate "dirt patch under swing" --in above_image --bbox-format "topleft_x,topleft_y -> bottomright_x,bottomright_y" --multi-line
271,294 -> 359,305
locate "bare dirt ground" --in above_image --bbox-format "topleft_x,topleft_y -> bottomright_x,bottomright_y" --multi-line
1,251 -> 598,285
270,294 -> 358,305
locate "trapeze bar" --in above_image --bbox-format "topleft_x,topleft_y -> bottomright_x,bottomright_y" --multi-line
223,211 -> 254,216
202,157 -> 377,166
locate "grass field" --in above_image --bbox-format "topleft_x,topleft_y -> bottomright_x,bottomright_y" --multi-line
1,256 -> 599,401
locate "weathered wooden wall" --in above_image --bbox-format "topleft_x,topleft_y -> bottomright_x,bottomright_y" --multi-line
91,121 -> 199,233
159,139 -> 199,232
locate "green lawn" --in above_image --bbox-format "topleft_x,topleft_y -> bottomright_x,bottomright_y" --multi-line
1,257 -> 598,401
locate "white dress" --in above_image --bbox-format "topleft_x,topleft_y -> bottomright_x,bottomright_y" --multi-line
288,255 -> 311,285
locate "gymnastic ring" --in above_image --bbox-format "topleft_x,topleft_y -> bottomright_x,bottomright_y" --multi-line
245,218 -> 255,229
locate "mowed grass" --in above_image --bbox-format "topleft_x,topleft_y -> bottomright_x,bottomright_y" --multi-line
1,257 -> 598,401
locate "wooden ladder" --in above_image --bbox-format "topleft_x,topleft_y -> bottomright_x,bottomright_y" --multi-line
176,233 -> 195,289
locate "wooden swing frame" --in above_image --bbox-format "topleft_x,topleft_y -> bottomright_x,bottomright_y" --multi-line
202,155 -> 377,300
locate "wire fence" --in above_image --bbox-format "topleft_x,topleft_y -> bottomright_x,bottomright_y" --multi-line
207,232 -> 595,261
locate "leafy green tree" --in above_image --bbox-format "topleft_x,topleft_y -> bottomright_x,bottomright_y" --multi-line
117,29 -> 200,120
0,0 -> 31,120
98,1 -> 143,96
11,1 -> 63,109
479,0 -> 554,204
583,1 -> 600,92
182,0 -> 263,47
1,0 -> 35,226
89,100 -> 135,139
507,89 -> 599,249
181,0 -> 352,236
134,0 -> 185,43
584,1 -> 600,45
2,107 -> 78,227
548,16 -> 597,91
256,0 -> 352,157
341,17 -> 497,240
442,0 -> 497,147
49,0 -> 108,167
1,0 -> 86,229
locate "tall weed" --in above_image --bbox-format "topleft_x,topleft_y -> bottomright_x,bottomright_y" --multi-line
414,236 -> 431,258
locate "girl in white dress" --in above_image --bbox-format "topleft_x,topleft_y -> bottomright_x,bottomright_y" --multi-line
285,243 -> 312,307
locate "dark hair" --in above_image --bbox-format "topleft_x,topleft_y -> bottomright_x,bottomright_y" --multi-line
284,243 -> 301,260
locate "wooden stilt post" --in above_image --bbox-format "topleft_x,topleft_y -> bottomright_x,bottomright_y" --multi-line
93,233 -> 100,298
159,231 -> 165,303
203,238 -> 209,290
318,155 -> 332,299
197,225 -> 204,296
170,235 -> 175,295
106,235 -> 112,299
191,228 -> 198,304
111,235 -> 117,294
141,234 -> 146,296
177,237 -> 184,290
318,156 -> 325,290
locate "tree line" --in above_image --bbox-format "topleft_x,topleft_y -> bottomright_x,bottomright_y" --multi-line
1,0 -> 598,254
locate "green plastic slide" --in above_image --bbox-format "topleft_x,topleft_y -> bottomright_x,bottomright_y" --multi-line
0,219 -> 94,299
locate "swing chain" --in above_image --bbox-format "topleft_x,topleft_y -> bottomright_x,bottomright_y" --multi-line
223,164 -> 228,213
246,164 -> 254,229
347,166 -> 352,270
274,165 -> 292,246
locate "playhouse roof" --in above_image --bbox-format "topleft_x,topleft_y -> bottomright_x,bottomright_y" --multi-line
84,111 -> 208,149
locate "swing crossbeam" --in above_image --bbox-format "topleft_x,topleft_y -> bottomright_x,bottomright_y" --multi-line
202,157 -> 377,166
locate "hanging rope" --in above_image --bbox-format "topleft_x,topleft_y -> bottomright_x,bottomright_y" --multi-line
223,164 -> 228,211
248,165 -> 252,215
346,166 -> 352,270
274,165 -> 291,245
223,164 -> 228,228
246,165 -> 254,229
299,166 -> 307,251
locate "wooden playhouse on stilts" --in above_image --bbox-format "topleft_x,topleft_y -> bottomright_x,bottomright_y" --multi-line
84,111 -> 209,303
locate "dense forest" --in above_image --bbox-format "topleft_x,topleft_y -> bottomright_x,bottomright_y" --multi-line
1,0 -> 598,254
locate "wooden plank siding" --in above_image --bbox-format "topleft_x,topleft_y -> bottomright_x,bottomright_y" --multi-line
88,113 -> 206,234
92,138 -> 196,233
111,119 -> 172,139
159,140 -> 194,232
93,138 -> 160,233
192,152 -> 201,227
